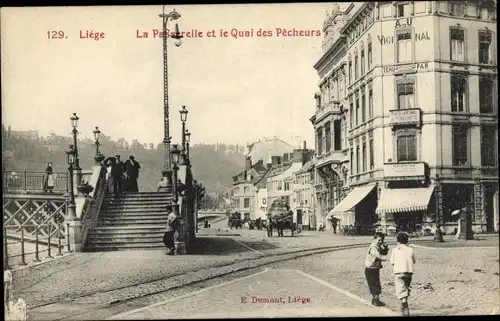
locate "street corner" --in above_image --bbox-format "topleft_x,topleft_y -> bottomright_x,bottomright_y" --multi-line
108,268 -> 398,320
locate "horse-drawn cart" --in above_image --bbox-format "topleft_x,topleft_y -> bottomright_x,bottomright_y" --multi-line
228,212 -> 242,229
266,198 -> 297,237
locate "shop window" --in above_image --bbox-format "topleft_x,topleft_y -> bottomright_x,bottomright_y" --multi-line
479,30 -> 492,64
452,125 -> 469,166
451,74 -> 468,112
481,126 -> 497,167
397,133 -> 417,162
397,82 -> 415,110
450,27 -> 465,61
479,76 -> 494,114
396,31 -> 413,63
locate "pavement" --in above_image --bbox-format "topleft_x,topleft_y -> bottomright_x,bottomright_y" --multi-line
108,268 -> 398,319
10,221 -> 500,319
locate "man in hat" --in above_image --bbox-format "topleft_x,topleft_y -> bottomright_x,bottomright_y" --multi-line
115,155 -> 126,193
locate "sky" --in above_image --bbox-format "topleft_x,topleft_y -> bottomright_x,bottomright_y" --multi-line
1,3 -> 345,148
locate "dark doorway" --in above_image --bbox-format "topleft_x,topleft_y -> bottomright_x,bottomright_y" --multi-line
297,209 -> 303,225
484,184 -> 495,233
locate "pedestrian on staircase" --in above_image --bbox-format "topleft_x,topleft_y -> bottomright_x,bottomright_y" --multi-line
364,232 -> 389,307
389,232 -> 416,316
125,155 -> 141,193
163,211 -> 178,255
115,155 -> 125,193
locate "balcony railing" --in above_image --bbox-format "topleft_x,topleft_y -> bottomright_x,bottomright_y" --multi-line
316,101 -> 342,122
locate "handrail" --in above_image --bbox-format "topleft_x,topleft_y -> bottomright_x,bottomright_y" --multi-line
81,166 -> 107,249
3,169 -> 69,193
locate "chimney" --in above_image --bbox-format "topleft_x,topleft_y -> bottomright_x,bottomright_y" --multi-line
283,153 -> 289,163
303,140 -> 307,150
245,156 -> 252,170
271,156 -> 280,166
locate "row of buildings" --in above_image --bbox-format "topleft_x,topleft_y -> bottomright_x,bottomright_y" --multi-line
232,1 -> 498,234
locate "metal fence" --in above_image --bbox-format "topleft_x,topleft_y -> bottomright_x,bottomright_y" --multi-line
3,223 -> 70,270
3,170 -> 69,193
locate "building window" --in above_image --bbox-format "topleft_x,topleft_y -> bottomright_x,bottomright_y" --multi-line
479,76 -> 494,114
244,186 -> 249,193
354,55 -> 359,80
350,149 -> 354,174
367,43 -> 373,71
356,146 -> 360,174
349,98 -> 354,129
397,133 -> 417,162
368,88 -> 373,119
481,126 -> 497,167
396,31 -> 412,63
397,82 -> 415,110
333,120 -> 341,151
325,122 -> 332,153
369,138 -> 374,170
451,74 -> 467,112
450,28 -> 465,61
479,30 -> 492,64
452,125 -> 469,166
361,49 -> 365,75
397,3 -> 411,17
317,128 -> 323,155
244,198 -> 250,208
355,93 -> 360,127
362,142 -> 367,172
348,61 -> 352,85
449,2 -> 465,16
361,89 -> 366,123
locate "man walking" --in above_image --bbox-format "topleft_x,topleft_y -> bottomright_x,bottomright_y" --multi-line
364,232 -> 389,307
115,155 -> 125,193
390,232 -> 416,316
163,210 -> 178,255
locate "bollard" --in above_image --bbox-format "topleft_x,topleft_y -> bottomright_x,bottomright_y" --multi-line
56,223 -> 63,256
33,227 -> 41,263
4,227 -> 10,270
65,223 -> 71,253
19,229 -> 27,266
46,225 -> 53,259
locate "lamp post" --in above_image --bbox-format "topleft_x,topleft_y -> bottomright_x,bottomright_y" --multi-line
70,113 -> 82,185
179,105 -> 188,165
65,145 -> 77,221
171,144 -> 181,205
433,174 -> 444,242
185,129 -> 191,162
93,126 -> 105,164
159,6 -> 183,190
170,144 -> 185,254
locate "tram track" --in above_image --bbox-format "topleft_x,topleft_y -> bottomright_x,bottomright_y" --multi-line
27,242 -> 372,319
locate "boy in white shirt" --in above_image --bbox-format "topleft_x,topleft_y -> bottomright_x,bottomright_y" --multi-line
390,232 -> 416,316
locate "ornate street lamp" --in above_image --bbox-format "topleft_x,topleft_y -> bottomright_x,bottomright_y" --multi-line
158,6 -> 183,190
70,113 -> 83,187
185,129 -> 191,162
93,126 -> 105,164
65,145 -> 77,220
179,105 -> 188,165
171,144 -> 181,204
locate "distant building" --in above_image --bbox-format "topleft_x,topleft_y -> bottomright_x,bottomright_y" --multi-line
293,159 -> 316,230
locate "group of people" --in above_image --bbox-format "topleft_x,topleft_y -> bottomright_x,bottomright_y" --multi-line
365,231 -> 416,316
104,155 -> 141,196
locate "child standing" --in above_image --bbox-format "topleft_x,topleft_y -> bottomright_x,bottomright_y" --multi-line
389,232 -> 416,316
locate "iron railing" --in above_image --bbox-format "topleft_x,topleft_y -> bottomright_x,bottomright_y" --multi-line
3,170 -> 69,193
3,223 -> 69,270
81,166 -> 108,248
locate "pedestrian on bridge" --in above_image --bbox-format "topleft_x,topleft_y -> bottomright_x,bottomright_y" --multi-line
124,155 -> 141,192
43,162 -> 55,193
364,232 -> 389,307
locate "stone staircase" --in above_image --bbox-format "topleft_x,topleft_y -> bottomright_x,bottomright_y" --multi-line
85,192 -> 174,251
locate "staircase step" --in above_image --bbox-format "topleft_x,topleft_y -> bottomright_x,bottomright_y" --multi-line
98,213 -> 168,219
88,231 -> 165,238
84,243 -> 166,251
102,203 -> 172,209
85,237 -> 163,243
91,225 -> 167,230
97,220 -> 168,225
98,218 -> 167,223
100,208 -> 170,214
104,194 -> 172,200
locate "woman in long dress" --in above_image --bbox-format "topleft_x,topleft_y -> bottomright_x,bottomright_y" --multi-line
44,162 -> 55,193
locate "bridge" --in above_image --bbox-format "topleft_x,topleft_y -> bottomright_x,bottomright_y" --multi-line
197,210 -> 227,223
3,157 -> 198,267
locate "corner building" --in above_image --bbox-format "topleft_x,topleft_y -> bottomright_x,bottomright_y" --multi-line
312,1 -> 498,234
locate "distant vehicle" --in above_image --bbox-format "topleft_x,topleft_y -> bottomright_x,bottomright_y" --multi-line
266,198 -> 296,237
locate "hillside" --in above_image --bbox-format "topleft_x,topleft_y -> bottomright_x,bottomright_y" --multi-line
2,125 -> 246,193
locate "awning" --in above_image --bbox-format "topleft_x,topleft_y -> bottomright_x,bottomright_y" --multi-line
329,183 -> 377,216
375,185 -> 436,215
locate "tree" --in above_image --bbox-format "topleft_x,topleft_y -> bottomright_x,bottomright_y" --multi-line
193,179 -> 206,206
